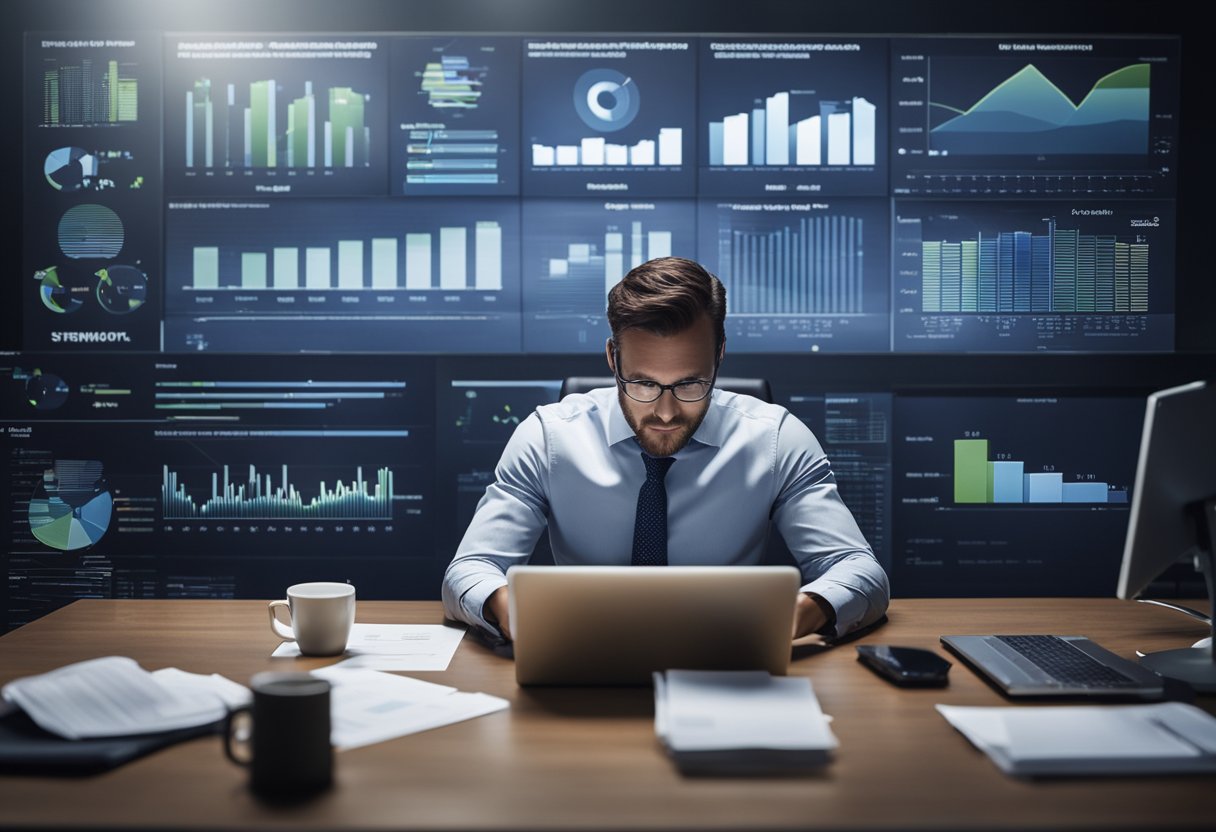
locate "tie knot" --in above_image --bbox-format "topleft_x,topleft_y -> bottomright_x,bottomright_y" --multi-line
642,454 -> 675,482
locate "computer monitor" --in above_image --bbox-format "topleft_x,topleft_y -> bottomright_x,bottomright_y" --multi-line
1118,380 -> 1216,691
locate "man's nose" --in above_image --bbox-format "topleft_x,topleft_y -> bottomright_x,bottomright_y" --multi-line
652,389 -> 680,421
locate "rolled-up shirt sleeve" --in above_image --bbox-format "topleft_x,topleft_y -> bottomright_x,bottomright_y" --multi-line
770,412 -> 891,638
441,412 -> 551,633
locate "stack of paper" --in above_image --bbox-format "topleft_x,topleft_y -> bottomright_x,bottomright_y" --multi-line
654,670 -> 837,774
938,702 -> 1216,777
310,666 -> 508,750
1,656 -> 248,739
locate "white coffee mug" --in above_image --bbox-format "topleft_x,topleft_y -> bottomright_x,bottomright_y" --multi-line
268,582 -> 355,656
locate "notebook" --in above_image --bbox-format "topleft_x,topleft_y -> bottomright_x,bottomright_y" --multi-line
508,565 -> 800,685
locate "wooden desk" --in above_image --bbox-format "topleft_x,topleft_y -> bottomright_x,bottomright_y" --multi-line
1,598 -> 1213,830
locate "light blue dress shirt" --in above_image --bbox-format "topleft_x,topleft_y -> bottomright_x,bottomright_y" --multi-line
441,387 -> 890,638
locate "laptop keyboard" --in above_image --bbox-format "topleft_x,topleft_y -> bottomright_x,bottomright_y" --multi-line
994,635 -> 1144,688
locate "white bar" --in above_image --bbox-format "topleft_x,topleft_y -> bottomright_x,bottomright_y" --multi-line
555,145 -> 579,165
193,247 -> 219,289
405,234 -> 432,289
243,108 -> 252,167
345,125 -> 354,168
241,252 -> 267,289
568,243 -> 592,264
338,240 -> 363,289
580,137 -> 605,165
658,127 -> 682,165
827,112 -> 851,165
439,227 -> 467,290
605,144 -> 628,165
305,247 -> 330,289
532,144 -> 555,166
273,247 -> 299,289
204,101 -> 212,167
630,140 -> 655,166
549,259 -> 569,277
765,92 -> 790,166
647,231 -> 672,259
796,116 -> 822,165
185,91 -> 193,167
475,222 -> 501,291
371,238 -> 397,289
307,95 -> 316,167
723,114 -> 749,166
605,232 -> 624,298
852,97 -> 876,165
324,121 -> 332,167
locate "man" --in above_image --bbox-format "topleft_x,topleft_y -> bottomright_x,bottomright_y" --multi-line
442,257 -> 889,641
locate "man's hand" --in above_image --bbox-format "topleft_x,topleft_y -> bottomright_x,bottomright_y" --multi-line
484,586 -> 512,641
792,592 -> 833,640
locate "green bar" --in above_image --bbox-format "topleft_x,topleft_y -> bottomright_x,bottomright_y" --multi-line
250,80 -> 272,168
954,439 -> 990,504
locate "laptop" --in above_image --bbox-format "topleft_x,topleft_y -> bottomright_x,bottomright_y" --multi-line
940,634 -> 1165,698
508,565 -> 800,685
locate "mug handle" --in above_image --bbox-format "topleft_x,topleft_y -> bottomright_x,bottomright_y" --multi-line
224,707 -> 253,766
268,599 -> 294,641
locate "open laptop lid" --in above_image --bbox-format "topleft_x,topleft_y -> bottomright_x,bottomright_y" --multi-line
508,566 -> 799,685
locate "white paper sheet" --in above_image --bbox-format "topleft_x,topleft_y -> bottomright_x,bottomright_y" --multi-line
310,667 -> 508,750
1,656 -> 235,740
272,623 -> 465,670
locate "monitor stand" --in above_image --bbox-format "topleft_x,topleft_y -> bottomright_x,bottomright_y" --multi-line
1139,497 -> 1216,692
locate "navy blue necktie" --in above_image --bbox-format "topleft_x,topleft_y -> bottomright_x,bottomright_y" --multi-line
631,454 -> 676,566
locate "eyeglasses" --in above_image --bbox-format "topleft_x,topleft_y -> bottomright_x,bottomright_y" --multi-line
612,348 -> 716,404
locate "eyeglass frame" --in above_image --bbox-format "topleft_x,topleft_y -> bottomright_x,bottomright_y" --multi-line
610,344 -> 721,404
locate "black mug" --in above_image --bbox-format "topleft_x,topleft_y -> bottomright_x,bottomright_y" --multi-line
224,672 -> 333,797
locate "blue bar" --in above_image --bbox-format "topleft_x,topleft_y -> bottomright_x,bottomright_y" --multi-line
1024,473 -> 1064,503
1108,490 -> 1129,504
709,122 -> 724,166
991,461 -> 1024,503
1062,482 -> 1110,503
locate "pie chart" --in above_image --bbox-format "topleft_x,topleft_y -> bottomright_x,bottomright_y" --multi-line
95,265 -> 147,314
25,369 -> 70,410
36,266 -> 85,314
44,147 -> 98,192
27,460 -> 112,551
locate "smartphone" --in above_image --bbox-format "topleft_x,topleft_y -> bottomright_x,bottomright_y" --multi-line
856,645 -> 951,687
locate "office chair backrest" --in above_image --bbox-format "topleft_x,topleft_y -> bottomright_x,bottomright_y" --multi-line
559,376 -> 772,403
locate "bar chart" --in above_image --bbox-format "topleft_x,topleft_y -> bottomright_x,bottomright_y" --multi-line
892,201 -> 1175,352
953,438 -> 1128,505
921,219 -> 1149,314
521,200 -> 696,351
42,58 -> 139,127
187,221 -> 503,293
707,94 -> 875,167
531,127 -> 682,167
162,464 -> 395,520
698,200 -> 890,352
892,395 -> 1142,597
185,78 -> 370,170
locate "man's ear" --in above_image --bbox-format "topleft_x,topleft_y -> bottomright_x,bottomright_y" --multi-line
717,337 -> 727,367
605,339 -> 616,373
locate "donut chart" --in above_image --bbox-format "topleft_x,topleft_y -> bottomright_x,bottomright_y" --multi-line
573,68 -> 640,133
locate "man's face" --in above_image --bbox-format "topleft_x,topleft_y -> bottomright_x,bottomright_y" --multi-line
607,315 -> 721,458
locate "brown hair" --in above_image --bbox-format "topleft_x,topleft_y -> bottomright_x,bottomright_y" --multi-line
606,257 -> 726,353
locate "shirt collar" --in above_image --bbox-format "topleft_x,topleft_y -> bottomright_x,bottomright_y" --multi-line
606,389 -> 725,450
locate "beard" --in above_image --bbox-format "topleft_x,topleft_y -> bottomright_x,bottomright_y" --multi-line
618,389 -> 709,458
